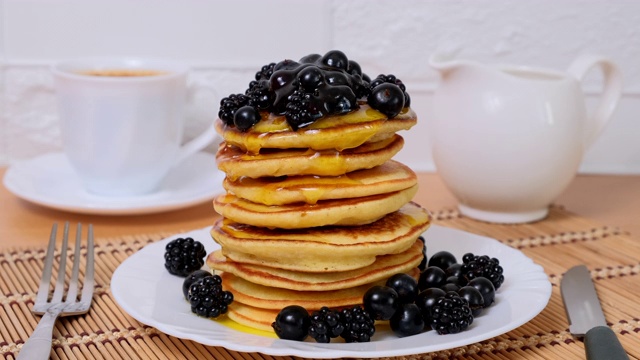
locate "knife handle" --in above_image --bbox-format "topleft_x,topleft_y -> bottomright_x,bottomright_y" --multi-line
585,326 -> 629,360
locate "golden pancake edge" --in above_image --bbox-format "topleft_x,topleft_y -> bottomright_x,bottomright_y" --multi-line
207,240 -> 423,291
217,134 -> 404,180
223,159 -> 417,206
210,202 -> 431,272
213,184 -> 417,229
215,105 -> 417,154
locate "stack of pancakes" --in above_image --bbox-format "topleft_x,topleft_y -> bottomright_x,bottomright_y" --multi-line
208,105 -> 431,332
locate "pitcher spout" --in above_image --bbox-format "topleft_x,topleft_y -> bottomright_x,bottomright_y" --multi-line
428,50 -> 479,77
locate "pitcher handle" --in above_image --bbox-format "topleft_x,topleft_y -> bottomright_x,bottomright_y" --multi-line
566,54 -> 622,148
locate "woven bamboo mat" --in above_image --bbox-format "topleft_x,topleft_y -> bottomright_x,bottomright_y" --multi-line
1,206 -> 639,360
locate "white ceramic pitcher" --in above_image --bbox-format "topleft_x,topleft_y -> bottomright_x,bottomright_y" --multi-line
428,54 -> 622,223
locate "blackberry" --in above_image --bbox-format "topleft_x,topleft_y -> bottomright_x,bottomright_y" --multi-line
218,94 -> 253,126
339,306 -> 376,343
429,292 -> 474,335
164,237 -> 206,277
308,307 -> 344,343
255,62 -> 276,81
182,269 -> 213,299
461,253 -> 504,289
284,89 -> 322,130
245,80 -> 274,111
188,275 -> 233,318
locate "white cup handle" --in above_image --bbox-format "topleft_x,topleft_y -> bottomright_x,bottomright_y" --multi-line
173,79 -> 220,165
566,54 -> 623,148
173,123 -> 218,165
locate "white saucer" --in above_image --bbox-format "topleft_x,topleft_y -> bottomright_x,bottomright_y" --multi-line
3,152 -> 224,215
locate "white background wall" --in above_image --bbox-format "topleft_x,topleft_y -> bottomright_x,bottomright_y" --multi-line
1,0 -> 639,173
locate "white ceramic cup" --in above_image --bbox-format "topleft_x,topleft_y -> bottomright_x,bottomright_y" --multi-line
52,58 -> 217,196
429,54 -> 622,223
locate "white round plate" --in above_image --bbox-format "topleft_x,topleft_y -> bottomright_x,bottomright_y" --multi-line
111,225 -> 551,359
3,152 -> 224,215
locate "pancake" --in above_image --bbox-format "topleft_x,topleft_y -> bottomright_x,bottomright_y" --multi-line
216,134 -> 404,181
222,268 -> 420,311
216,105 -> 417,154
223,160 -> 417,206
222,273 -> 380,311
207,240 -> 423,291
225,267 -> 420,333
213,184 -> 418,229
226,302 -> 280,333
210,202 -> 431,272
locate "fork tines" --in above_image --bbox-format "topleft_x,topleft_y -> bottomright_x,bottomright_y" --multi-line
33,222 -> 94,315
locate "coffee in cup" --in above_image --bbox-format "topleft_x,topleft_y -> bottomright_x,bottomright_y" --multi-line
52,58 -> 218,196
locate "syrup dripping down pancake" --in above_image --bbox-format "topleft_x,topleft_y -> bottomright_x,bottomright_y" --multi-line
216,105 -> 417,154
223,160 -> 417,206
216,134 -> 404,181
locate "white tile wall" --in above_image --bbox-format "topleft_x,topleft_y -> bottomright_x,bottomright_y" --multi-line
1,0 -> 640,173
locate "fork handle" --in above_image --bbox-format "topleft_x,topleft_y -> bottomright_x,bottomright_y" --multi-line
17,308 -> 61,360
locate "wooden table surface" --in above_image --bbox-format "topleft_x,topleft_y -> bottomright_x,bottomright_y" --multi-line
1,167 -> 639,248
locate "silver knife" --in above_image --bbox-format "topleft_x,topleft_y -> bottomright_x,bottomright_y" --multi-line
560,265 -> 629,360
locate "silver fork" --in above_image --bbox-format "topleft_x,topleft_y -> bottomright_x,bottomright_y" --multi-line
17,222 -> 95,360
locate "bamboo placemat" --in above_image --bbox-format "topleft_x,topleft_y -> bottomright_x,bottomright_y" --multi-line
1,206 -> 639,360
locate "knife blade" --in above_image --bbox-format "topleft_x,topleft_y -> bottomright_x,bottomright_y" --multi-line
560,265 -> 629,360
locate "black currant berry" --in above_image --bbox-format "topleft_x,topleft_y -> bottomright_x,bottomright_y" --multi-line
385,273 -> 418,304
390,303 -> 424,338
415,288 -> 446,325
417,236 -> 427,271
467,277 -> 496,308
363,285 -> 398,321
445,275 -> 468,287
368,83 -> 405,118
300,53 -> 322,64
272,305 -> 310,341
298,66 -> 325,92
418,266 -> 447,291
321,50 -> 349,70
440,283 -> 460,293
347,60 -> 362,77
445,263 -> 464,278
234,106 -> 260,132
458,286 -> 485,317
428,251 -> 457,271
